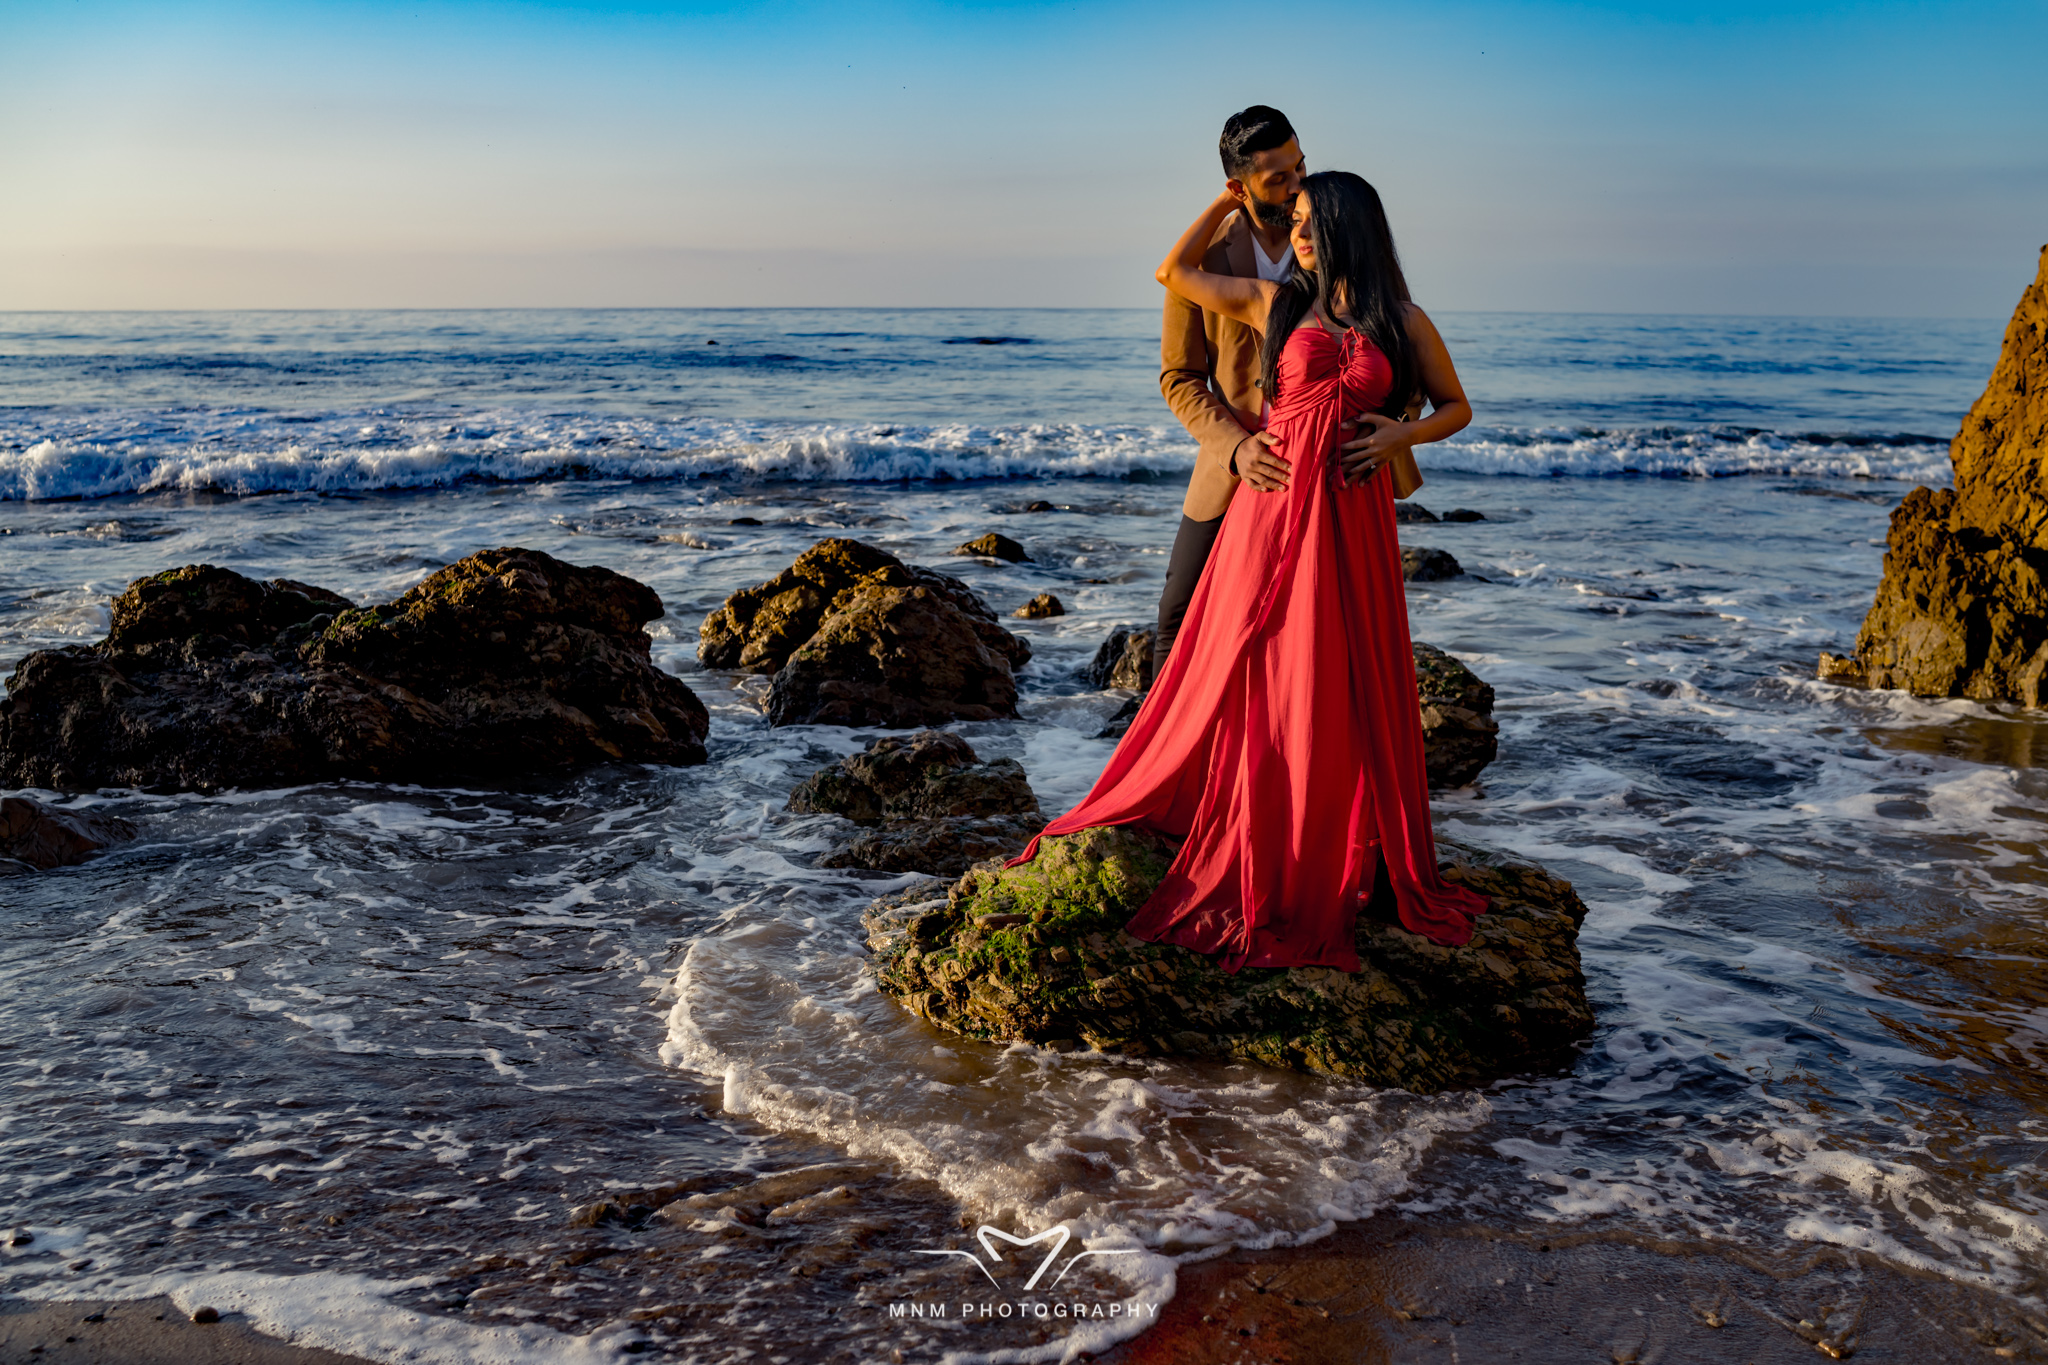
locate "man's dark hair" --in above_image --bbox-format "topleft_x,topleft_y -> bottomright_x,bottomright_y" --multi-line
1219,106 -> 1297,181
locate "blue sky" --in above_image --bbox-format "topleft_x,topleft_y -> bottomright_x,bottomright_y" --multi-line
1,0 -> 2042,313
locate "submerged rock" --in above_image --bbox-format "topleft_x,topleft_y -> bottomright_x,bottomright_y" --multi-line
1401,546 -> 1463,582
863,824 -> 1592,1091
1394,503 -> 1440,524
1095,695 -> 1143,741
1821,248 -> 2048,706
1441,508 -> 1487,523
0,795 -> 135,871
699,538 -> 1031,728
1082,625 -> 1157,692
1413,643 -> 1499,787
1013,592 -> 1065,619
0,550 -> 709,792
788,730 -> 1041,877
952,532 -> 1030,563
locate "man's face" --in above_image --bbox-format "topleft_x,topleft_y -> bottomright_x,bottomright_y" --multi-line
1229,137 -> 1305,229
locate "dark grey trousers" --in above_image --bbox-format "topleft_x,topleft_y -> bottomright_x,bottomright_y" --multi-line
1152,511 -> 1226,673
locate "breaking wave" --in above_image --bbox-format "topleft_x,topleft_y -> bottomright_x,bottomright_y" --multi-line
0,409 -> 1953,501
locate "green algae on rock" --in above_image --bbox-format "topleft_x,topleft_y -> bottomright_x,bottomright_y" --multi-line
863,825 -> 1593,1092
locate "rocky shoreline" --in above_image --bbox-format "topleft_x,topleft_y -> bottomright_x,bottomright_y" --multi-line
1820,246 -> 2048,706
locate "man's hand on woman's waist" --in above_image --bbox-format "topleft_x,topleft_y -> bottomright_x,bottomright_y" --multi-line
1232,431 -> 1291,492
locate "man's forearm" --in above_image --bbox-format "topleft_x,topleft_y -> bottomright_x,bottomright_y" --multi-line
1161,368 -> 1250,480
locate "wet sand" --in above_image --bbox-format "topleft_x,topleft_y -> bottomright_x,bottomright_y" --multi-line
0,1298 -> 374,1365
1100,1212 -> 2043,1364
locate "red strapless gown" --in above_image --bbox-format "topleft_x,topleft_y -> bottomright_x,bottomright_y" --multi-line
1007,323 -> 1487,970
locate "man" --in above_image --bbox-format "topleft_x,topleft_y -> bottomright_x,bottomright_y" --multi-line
1153,105 -> 1421,671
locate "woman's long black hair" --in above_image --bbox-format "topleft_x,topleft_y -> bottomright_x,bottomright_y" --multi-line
1257,171 -> 1416,418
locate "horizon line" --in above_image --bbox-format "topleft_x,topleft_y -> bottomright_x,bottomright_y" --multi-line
0,305 -> 2006,324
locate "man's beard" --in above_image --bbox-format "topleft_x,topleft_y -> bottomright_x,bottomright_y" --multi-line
1246,192 -> 1292,229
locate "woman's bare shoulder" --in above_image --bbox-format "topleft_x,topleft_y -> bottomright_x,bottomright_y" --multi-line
1400,300 -> 1441,333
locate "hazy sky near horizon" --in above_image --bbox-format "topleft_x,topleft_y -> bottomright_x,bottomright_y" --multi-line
2,0 -> 2043,315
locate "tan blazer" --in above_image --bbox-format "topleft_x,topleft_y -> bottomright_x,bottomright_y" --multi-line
1159,212 -> 1424,520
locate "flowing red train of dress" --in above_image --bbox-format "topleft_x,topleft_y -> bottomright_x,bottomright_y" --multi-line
1006,321 -> 1487,970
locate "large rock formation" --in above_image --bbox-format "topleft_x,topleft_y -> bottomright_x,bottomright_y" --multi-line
0,550 -> 709,792
863,825 -> 1592,1091
1,796 -> 135,871
1820,247 -> 2048,705
787,730 -> 1041,877
697,539 -> 1031,728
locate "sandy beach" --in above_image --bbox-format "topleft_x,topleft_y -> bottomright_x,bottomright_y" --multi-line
1102,1210 -> 2040,1364
0,1297 -> 373,1365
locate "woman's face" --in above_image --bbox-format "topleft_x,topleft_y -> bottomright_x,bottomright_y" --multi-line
1288,191 -> 1316,273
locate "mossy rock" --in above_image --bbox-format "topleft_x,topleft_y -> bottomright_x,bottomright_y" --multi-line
864,825 -> 1593,1091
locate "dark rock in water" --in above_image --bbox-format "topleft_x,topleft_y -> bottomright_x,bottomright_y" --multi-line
1096,695 -> 1142,740
1401,546 -> 1463,582
790,730 -> 1037,823
729,516 -> 763,526
1,795 -> 135,870
824,818 -> 1043,878
952,532 -> 1031,563
1442,508 -> 1487,523
698,538 -> 901,674
1413,643 -> 1499,787
0,550 -> 709,793
1013,592 -> 1065,620
1394,503 -> 1440,524
698,540 -> 1029,718
1820,249 -> 2048,706
789,730 -> 1041,877
1083,626 -> 1156,692
863,824 -> 1593,1091
1021,501 -> 1057,513
765,580 -> 1028,728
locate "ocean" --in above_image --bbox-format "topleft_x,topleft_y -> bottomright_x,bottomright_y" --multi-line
2,306 -> 2039,1363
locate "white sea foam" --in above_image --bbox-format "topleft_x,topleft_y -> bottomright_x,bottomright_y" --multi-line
13,1266 -> 627,1364
0,410 -> 1952,500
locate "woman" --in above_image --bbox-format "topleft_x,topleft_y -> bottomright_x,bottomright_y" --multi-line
1007,171 -> 1488,968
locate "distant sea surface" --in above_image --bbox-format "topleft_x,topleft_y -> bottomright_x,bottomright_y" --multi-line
6,308 -> 2046,1365
0,308 -> 1992,499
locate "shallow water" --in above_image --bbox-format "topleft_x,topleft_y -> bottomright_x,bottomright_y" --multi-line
4,309 -> 2043,1363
